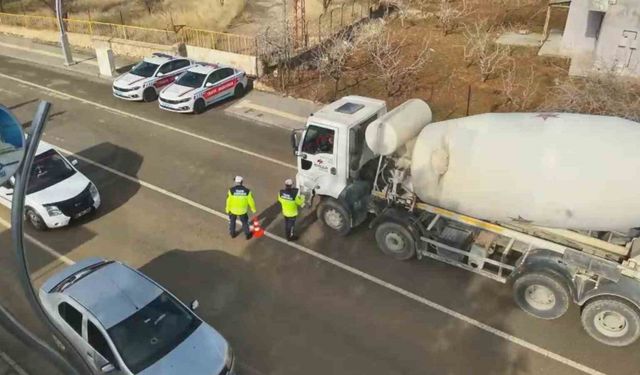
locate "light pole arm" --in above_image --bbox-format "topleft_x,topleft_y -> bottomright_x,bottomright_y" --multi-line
10,101 -> 89,374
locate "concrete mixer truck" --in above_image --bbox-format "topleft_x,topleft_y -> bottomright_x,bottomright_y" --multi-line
290,95 -> 640,347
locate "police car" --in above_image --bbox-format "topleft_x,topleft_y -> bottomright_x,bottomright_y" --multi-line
158,63 -> 248,114
112,53 -> 194,102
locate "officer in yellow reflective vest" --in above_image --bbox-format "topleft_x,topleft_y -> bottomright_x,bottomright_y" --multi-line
278,179 -> 305,241
226,176 -> 256,239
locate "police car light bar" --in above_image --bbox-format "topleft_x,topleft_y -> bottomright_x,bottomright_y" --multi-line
152,52 -> 175,59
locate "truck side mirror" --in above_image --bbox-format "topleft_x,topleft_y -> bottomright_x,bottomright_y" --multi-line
291,129 -> 303,155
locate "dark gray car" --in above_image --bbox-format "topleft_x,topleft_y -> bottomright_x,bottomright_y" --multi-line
39,258 -> 235,374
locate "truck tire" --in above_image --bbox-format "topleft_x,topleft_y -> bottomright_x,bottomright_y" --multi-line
580,297 -> 640,347
317,198 -> 351,236
142,87 -> 157,102
375,221 -> 416,261
26,208 -> 47,231
513,271 -> 570,320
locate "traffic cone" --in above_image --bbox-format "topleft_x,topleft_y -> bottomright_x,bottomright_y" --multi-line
250,216 -> 264,238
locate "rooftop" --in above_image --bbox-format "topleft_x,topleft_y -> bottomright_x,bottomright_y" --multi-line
311,95 -> 386,128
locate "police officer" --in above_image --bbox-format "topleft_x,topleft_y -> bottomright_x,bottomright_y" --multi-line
278,179 -> 305,241
226,176 -> 256,239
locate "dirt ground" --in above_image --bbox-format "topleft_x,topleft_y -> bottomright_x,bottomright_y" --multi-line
263,0 -> 572,120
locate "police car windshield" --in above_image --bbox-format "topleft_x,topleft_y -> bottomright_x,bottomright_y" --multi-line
176,72 -> 206,88
130,61 -> 159,78
27,149 -> 76,194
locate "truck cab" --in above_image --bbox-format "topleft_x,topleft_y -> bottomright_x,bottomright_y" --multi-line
292,96 -> 386,234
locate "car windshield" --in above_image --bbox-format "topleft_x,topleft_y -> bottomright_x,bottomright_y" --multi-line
175,72 -> 206,88
27,149 -> 76,194
130,61 -> 159,78
107,292 -> 201,373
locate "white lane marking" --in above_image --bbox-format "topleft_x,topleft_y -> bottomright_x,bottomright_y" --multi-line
235,100 -> 307,123
0,351 -> 30,375
52,145 -> 605,375
0,72 -> 296,171
0,217 -> 75,266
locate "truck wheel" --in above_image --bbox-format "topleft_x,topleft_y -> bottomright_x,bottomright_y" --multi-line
513,272 -> 570,320
193,99 -> 206,114
142,87 -> 157,102
580,297 -> 640,347
375,221 -> 416,261
26,208 -> 47,231
318,199 -> 351,236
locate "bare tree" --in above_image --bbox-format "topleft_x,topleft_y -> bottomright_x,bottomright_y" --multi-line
463,20 -> 509,81
314,33 -> 355,99
141,0 -> 161,14
363,30 -> 431,96
437,0 -> 470,36
539,72 -> 640,122
501,61 -> 539,110
322,0 -> 333,13
258,23 -> 294,91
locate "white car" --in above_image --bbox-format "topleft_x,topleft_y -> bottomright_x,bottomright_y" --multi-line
0,141 -> 100,230
112,53 -> 194,102
158,64 -> 248,114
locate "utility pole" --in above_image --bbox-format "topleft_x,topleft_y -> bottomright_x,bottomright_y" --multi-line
55,0 -> 73,66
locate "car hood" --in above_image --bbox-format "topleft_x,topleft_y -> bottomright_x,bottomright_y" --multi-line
138,323 -> 227,375
27,172 -> 90,206
114,73 -> 148,88
161,83 -> 198,99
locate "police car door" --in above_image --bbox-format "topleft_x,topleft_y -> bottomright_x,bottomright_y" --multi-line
202,70 -> 222,105
298,124 -> 339,197
215,68 -> 237,100
154,61 -> 177,90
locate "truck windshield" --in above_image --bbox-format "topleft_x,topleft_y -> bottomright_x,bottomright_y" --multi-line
176,72 -> 206,88
130,61 -> 159,78
27,149 -> 76,194
302,125 -> 335,155
107,292 -> 201,373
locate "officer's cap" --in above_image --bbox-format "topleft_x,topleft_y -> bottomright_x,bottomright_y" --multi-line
235,176 -> 243,184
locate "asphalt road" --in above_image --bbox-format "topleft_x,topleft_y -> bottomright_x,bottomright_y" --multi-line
0,55 -> 638,375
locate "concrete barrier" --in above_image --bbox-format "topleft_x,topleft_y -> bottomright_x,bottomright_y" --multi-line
185,45 -> 260,76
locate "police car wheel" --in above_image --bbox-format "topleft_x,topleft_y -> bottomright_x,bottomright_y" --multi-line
234,84 -> 245,98
143,88 -> 157,102
193,99 -> 206,114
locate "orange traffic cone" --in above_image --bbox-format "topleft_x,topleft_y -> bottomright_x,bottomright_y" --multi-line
249,216 -> 265,238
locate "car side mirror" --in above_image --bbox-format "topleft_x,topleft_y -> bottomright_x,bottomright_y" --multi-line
9,176 -> 15,186
71,159 -> 78,166
101,363 -> 116,373
190,300 -> 199,310
205,82 -> 213,87
156,72 -> 165,77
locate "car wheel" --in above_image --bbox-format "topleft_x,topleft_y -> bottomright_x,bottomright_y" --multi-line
234,84 -> 245,98
375,221 -> 416,261
317,198 -> 351,236
26,208 -> 47,231
193,99 -> 206,114
512,271 -> 570,320
142,87 -> 157,102
581,297 -> 640,347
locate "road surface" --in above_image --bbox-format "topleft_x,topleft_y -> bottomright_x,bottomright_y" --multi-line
0,54 -> 637,375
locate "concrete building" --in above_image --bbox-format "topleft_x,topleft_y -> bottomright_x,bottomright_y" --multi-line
560,0 -> 640,76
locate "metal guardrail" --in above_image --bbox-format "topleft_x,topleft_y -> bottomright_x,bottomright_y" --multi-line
0,12 -> 255,55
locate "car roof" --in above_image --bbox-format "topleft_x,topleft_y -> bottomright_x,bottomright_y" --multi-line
63,262 -> 163,329
187,63 -> 233,75
143,53 -> 185,66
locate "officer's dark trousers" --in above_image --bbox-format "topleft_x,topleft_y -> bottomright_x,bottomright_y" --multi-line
284,216 -> 297,240
229,213 -> 250,238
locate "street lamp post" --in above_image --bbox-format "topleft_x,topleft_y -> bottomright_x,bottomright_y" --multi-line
54,0 -> 74,66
